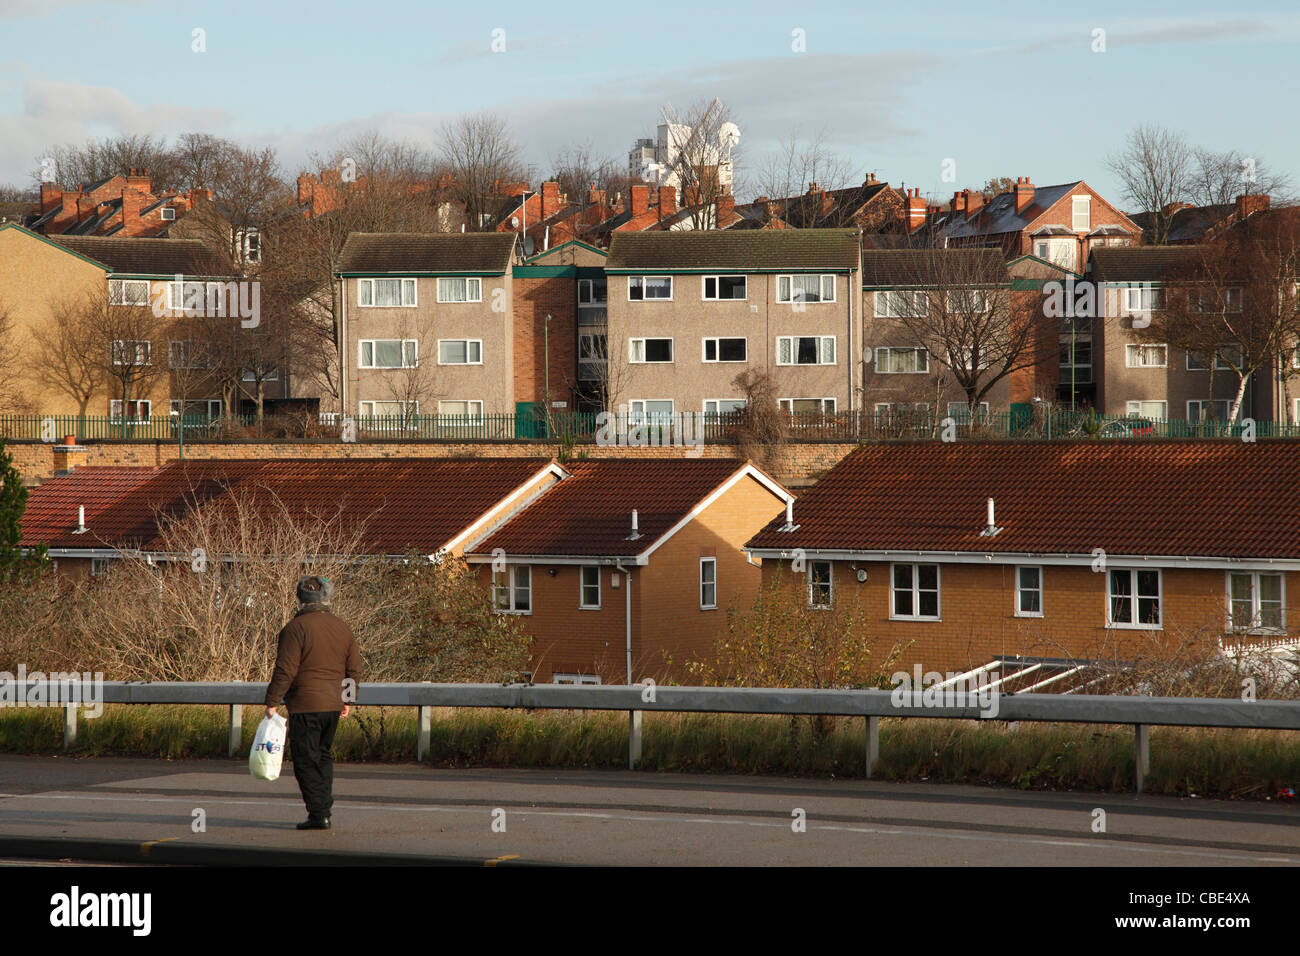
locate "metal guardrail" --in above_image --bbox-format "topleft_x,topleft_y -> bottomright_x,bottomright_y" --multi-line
21,680 -> 1300,792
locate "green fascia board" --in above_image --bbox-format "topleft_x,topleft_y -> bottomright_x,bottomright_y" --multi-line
336,270 -> 508,278
604,267 -> 854,276
513,265 -> 577,278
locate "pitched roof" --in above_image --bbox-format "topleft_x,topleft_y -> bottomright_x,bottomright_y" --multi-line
605,229 -> 859,272
941,182 -> 1081,240
747,440 -> 1300,561
1130,204 -> 1235,244
469,459 -> 788,559
859,248 -> 1008,286
337,232 -> 516,275
1089,245 -> 1209,283
52,235 -> 233,277
22,458 -> 558,554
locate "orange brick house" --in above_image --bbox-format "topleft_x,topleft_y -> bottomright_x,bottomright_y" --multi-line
746,440 -> 1300,674
464,458 -> 792,683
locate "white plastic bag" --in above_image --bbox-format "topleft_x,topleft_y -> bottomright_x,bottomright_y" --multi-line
249,713 -> 287,781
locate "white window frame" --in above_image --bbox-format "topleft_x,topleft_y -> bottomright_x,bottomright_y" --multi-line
874,347 -> 930,374
1227,571 -> 1286,634
890,562 -> 941,621
1071,195 -> 1091,232
1186,350 -> 1211,371
1107,568 -> 1163,629
1126,343 -> 1167,368
111,339 -> 151,365
109,398 -> 152,421
1122,285 -> 1163,314
359,339 -> 418,369
1015,565 -> 1043,618
776,335 -> 836,366
808,560 -> 833,609
493,564 -> 532,614
1187,399 -> 1230,424
1126,400 -> 1167,419
629,337 -> 674,364
358,277 -> 418,308
874,290 -> 926,318
946,401 -> 992,423
437,339 -> 483,365
90,557 -> 112,577
699,557 -> 717,610
945,290 -> 992,314
553,673 -> 601,685
628,399 -> 674,422
703,399 -> 747,416
241,363 -> 279,382
779,398 -> 837,416
159,206 -> 176,221
359,400 -> 418,423
1034,238 -> 1075,269
702,337 -> 747,363
437,400 -> 484,419
777,274 -> 836,304
108,278 -> 150,306
701,275 -> 747,301
580,565 -> 601,610
628,276 -> 672,301
436,276 -> 482,303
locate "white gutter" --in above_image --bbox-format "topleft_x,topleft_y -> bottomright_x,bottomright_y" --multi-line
743,548 -> 1300,572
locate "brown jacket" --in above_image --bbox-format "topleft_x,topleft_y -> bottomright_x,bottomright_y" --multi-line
265,604 -> 363,713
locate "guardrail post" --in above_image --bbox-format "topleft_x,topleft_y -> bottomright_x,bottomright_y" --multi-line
865,715 -> 880,779
628,710 -> 643,770
1134,723 -> 1150,792
417,706 -> 431,761
64,704 -> 77,750
227,704 -> 242,757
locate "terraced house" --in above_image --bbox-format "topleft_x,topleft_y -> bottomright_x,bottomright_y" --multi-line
603,230 -> 861,422
336,233 -> 517,427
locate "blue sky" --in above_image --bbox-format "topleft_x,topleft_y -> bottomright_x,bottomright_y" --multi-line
1,0 -> 1296,207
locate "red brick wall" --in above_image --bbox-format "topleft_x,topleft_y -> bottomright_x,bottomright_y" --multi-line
513,275 -> 577,408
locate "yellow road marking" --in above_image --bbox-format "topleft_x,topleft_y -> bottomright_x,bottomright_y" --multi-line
484,854 -> 520,867
139,837 -> 180,856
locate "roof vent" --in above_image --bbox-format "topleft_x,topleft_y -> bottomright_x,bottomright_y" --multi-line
73,504 -> 87,535
625,509 -> 642,541
780,498 -> 800,532
979,497 -> 1001,537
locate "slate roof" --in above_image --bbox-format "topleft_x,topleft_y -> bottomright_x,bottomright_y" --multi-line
52,235 -> 233,277
747,441 -> 1300,560
605,229 -> 859,272
470,459 -> 787,558
859,248 -> 1008,287
1130,204 -> 1235,244
337,233 -> 516,275
1089,245 -> 1209,283
941,182 -> 1081,240
22,458 -> 557,554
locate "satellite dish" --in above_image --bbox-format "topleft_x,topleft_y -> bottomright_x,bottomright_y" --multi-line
523,236 -> 535,257
718,122 -> 741,154
510,216 -> 519,228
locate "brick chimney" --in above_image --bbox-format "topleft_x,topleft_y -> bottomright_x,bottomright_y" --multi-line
188,187 -> 213,205
40,181 -> 62,214
865,173 -> 878,186
630,184 -> 650,217
658,185 -> 676,217
53,434 -> 86,476
125,167 -> 151,193
57,190 -> 79,228
541,181 -> 561,219
121,187 -> 146,233
1235,193 -> 1271,221
716,193 -> 735,223
906,188 -> 927,230
1014,176 -> 1035,215
965,189 -> 984,219
297,173 -> 314,206
587,182 -> 606,209
951,191 -> 966,216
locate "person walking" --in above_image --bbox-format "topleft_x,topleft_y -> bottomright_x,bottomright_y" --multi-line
265,575 -> 362,830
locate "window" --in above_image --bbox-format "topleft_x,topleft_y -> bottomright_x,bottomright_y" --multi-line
436,277 -> 482,302
704,399 -> 747,417
553,673 -> 601,685
437,400 -> 483,419
360,400 -> 418,422
628,276 -> 672,300
892,563 -> 940,620
946,402 -> 991,423
1108,569 -> 1161,628
160,206 -> 176,221
778,274 -> 836,304
167,280 -> 238,315
954,343 -> 991,370
874,402 -> 930,423
438,339 -> 483,365
358,278 -> 417,307
1187,399 -> 1230,423
1016,566 -> 1043,617
1186,350 -> 1210,371
875,347 -> 929,373
109,399 -> 151,421
700,558 -> 717,609
111,340 -> 151,365
580,566 -> 601,609
777,336 -> 835,365
241,364 -> 279,381
238,229 -> 261,264
360,339 -> 418,369
108,279 -> 150,306
1033,238 -> 1075,269
780,397 -> 836,416
874,290 -> 926,318
1123,285 -> 1163,314
1126,344 -> 1167,368
168,340 -> 213,369
1060,339 -> 1092,384
809,560 -> 832,608
1195,288 -> 1243,313
90,557 -> 112,577
578,279 -> 606,305
1071,195 -> 1091,232
170,398 -> 221,418
578,333 -> 606,381
1229,572 -> 1285,633
702,275 -> 746,300
946,290 -> 992,313
493,565 -> 531,613
629,338 -> 673,363
629,399 -> 674,422
1215,345 -> 1243,370
702,337 -> 747,362
1126,400 -> 1167,418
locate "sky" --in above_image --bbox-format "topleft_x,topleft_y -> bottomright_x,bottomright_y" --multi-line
0,0 -> 1297,207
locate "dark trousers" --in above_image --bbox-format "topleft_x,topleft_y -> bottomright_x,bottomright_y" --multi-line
288,711 -> 340,819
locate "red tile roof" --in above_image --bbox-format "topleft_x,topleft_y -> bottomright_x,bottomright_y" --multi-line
469,459 -> 787,559
747,441 -> 1300,560
22,458 -> 557,554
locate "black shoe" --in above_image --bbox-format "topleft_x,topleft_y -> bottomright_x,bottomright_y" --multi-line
297,816 -> 331,830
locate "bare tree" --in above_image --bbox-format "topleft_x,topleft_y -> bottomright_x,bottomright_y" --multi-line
1188,147 -> 1293,208
437,112 -> 526,231
1105,125 -> 1195,245
84,293 -> 167,427
32,134 -> 181,192
662,98 -> 740,230
32,290 -> 109,418
181,142 -> 289,270
0,304 -> 31,414
754,128 -> 855,224
548,143 -> 622,202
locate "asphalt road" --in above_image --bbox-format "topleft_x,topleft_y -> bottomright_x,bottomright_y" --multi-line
0,754 -> 1297,866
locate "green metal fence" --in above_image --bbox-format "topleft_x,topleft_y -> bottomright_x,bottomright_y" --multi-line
2,410 -> 1297,444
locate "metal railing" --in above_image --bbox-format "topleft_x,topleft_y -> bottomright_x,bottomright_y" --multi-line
4,410 -> 1298,445
28,680 -> 1300,792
